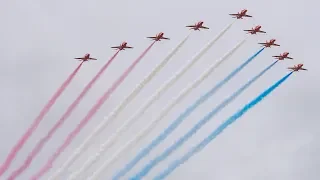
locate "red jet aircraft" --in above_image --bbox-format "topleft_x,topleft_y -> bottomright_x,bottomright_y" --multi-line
111,42 -> 133,50
147,32 -> 170,41
258,39 -> 280,47
186,21 -> 209,30
229,9 -> 252,19
288,64 -> 307,71
74,53 -> 97,61
273,52 -> 293,60
244,25 -> 266,34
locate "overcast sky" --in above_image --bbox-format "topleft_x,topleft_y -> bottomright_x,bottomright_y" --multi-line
0,0 -> 318,179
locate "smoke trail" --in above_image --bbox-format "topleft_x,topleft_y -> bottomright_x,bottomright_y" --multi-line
31,42 -> 155,180
0,62 -> 84,177
3,51 -> 119,179
88,38 -> 246,180
154,72 -> 294,180
132,61 -> 278,179
113,47 -> 264,180
50,33 -> 192,180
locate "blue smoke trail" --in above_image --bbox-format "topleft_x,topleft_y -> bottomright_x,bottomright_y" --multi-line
154,72 -> 294,180
131,60 -> 278,179
113,48 -> 265,180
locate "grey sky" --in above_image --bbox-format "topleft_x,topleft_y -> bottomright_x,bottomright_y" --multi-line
0,0 -> 318,179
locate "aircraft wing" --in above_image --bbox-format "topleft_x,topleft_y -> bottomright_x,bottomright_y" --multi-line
273,44 -> 280,46
74,58 -> 83,60
300,68 -> 307,70
243,29 -> 253,32
111,46 -> 120,49
258,43 -> 267,45
126,46 -> 133,48
286,57 -> 293,59
229,13 -> 238,16
201,26 -> 209,29
258,30 -> 266,33
147,37 -> 156,39
186,25 -> 196,28
161,37 -> 170,40
244,15 -> 252,17
88,58 -> 97,60
272,55 -> 281,58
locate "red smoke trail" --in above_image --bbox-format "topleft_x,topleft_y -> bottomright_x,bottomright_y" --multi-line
0,62 -> 84,177
31,42 -> 155,180
5,51 -> 120,180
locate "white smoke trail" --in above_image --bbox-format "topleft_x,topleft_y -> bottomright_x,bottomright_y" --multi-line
86,38 -> 246,179
85,21 -> 237,180
48,32 -> 192,180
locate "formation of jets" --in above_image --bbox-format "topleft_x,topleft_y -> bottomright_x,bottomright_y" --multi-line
75,9 -> 306,72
